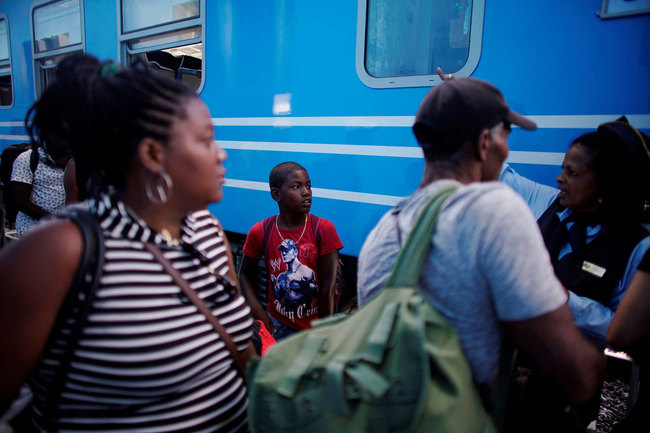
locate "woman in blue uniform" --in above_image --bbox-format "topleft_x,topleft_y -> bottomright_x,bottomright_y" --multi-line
501,117 -> 650,347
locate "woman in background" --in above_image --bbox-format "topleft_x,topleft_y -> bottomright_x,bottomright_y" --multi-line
500,118 -> 650,347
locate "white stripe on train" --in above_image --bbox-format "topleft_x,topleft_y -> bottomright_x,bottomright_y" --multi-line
211,114 -> 650,129
217,140 -> 564,165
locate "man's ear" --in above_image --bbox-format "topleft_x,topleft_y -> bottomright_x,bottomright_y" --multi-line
476,128 -> 491,162
270,187 -> 281,202
137,137 -> 165,173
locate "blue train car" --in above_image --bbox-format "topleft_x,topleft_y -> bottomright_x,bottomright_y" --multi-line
0,0 -> 648,257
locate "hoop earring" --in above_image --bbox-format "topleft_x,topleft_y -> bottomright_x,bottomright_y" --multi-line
145,171 -> 173,205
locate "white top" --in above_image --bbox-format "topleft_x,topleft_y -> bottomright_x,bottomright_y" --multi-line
10,147 -> 66,234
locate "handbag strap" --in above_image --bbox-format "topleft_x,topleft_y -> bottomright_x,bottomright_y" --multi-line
42,209 -> 105,429
143,242 -> 250,380
384,185 -> 457,288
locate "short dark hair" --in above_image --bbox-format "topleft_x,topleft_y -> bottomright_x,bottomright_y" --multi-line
414,123 -> 475,165
415,121 -> 507,166
269,162 -> 308,189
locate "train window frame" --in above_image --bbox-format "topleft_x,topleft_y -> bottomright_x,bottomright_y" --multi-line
30,0 -> 86,97
0,14 -> 14,108
118,0 -> 205,94
121,0 -> 200,33
355,0 -> 485,89
597,0 -> 650,19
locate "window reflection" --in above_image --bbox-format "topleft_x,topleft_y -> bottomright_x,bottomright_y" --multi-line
365,0 -> 472,77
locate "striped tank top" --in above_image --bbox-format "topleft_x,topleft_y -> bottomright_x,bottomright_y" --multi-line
28,194 -> 253,432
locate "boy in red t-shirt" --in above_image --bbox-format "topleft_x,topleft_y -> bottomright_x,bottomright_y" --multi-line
239,162 -> 343,339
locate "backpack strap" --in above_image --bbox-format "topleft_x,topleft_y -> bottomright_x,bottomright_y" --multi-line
29,146 -> 39,175
40,209 -> 104,429
261,215 -> 276,256
308,214 -> 345,303
384,186 -> 457,289
254,216 -> 276,307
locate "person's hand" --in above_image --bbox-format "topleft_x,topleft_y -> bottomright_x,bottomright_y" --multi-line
437,67 -> 454,81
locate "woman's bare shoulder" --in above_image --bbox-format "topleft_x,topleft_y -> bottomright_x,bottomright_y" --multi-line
0,219 -> 86,403
0,219 -> 84,302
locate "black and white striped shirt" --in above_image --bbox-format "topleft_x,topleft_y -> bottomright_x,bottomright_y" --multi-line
29,194 -> 253,432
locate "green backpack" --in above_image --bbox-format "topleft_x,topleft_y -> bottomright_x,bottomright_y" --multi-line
246,186 -> 496,433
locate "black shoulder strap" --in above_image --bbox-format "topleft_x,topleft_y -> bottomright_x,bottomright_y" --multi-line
65,210 -> 104,308
41,209 -> 104,429
29,146 -> 39,174
261,215 -> 276,253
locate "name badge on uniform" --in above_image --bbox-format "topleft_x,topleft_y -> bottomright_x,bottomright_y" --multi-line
581,261 -> 606,278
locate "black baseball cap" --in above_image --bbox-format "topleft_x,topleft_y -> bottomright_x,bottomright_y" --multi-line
413,77 -> 536,148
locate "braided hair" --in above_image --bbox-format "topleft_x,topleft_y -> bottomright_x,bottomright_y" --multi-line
60,53 -> 198,193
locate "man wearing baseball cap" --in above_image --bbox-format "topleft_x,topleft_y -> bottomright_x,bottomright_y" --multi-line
357,78 -> 604,430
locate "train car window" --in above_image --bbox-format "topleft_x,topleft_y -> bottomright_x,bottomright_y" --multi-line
31,0 -> 85,96
598,0 -> 650,19
33,0 -> 82,53
119,0 -> 204,93
122,0 -> 199,33
0,16 -> 13,107
356,0 -> 485,88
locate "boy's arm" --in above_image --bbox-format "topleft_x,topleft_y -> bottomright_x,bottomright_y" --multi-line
317,250 -> 339,318
239,254 -> 274,333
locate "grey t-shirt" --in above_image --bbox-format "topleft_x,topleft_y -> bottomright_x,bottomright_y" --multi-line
357,179 -> 567,387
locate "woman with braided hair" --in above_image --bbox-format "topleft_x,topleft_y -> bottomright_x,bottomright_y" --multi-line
0,54 -> 253,432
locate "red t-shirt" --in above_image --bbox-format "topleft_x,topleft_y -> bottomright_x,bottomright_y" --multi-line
243,214 -> 343,330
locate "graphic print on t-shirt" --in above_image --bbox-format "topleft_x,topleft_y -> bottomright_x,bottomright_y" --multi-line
270,239 -> 318,323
